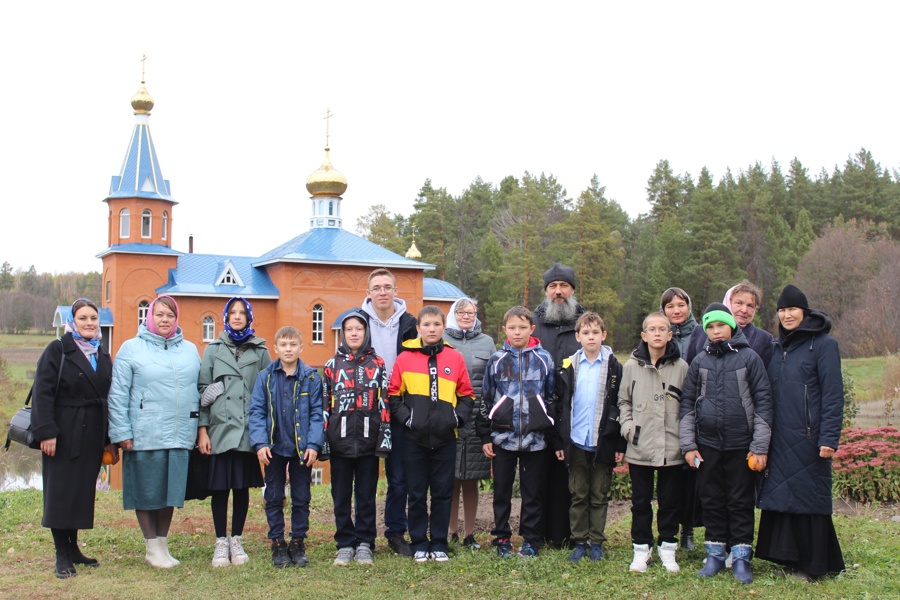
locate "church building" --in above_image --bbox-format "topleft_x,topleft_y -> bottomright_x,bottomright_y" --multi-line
98,79 -> 463,367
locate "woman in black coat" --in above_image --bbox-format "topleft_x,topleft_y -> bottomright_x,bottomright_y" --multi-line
31,298 -> 117,579
756,285 -> 845,580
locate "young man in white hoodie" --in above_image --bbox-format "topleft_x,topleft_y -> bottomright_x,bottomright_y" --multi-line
360,268 -> 417,556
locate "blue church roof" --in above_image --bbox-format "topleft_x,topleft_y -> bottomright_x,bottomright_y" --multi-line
54,306 -> 115,327
156,254 -> 279,298
423,278 -> 465,300
255,227 -> 434,270
96,243 -> 183,259
106,116 -> 175,203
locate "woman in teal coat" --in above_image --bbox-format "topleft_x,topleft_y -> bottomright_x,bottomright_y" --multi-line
198,297 -> 270,567
108,295 -> 200,569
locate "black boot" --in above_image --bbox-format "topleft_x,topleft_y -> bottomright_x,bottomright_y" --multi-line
51,529 -> 76,579
680,529 -> 695,551
68,530 -> 99,567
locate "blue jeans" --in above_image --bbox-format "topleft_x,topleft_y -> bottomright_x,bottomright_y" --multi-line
263,453 -> 311,540
402,440 -> 455,553
331,454 -> 379,548
383,422 -> 408,539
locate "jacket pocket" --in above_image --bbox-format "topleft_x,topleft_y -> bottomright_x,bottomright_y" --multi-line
430,401 -> 460,445
488,395 -> 514,432
524,394 -> 554,434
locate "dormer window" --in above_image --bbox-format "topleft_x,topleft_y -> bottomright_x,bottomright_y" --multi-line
215,260 -> 244,287
141,209 -> 152,238
120,209 -> 130,238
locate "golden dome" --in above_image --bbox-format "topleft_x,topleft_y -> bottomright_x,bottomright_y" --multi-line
306,148 -> 348,197
405,240 -> 422,260
131,85 -> 154,115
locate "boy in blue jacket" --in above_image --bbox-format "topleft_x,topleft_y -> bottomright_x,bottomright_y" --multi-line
477,306 -> 560,559
249,326 -> 324,569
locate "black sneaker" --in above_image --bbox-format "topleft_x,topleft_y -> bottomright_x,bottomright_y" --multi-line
387,535 -> 412,557
463,534 -> 481,550
494,537 -> 514,559
289,538 -> 309,567
271,538 -> 290,568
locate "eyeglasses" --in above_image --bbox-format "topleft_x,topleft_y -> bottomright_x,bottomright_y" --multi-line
455,311 -> 476,317
644,327 -> 669,334
368,285 -> 395,294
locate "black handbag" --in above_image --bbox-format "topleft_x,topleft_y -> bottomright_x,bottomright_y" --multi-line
5,341 -> 64,451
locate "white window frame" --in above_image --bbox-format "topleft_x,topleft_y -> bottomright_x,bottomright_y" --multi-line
120,208 -> 130,238
202,316 -> 215,342
161,211 -> 168,241
215,260 -> 244,287
141,209 -> 152,238
138,300 -> 149,326
312,304 -> 324,344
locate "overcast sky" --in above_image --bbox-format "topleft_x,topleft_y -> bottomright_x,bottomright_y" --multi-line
2,1 -> 897,274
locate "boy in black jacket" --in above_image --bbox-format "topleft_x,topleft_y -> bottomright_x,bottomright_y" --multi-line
554,312 -> 624,562
322,310 -> 391,566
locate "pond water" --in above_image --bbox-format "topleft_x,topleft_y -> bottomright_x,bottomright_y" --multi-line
1,443 -> 43,491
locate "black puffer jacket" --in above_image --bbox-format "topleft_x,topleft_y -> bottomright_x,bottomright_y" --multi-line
757,310 -> 842,515
679,327 -> 773,455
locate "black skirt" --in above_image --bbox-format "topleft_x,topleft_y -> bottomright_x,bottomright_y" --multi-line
755,509 -> 845,578
206,449 -> 264,491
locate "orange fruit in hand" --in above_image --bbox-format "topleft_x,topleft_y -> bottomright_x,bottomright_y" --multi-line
747,455 -> 762,471
102,449 -> 116,465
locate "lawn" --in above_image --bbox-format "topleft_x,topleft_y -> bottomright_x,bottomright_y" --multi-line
0,485 -> 897,600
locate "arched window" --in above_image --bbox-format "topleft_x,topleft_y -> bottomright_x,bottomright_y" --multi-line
318,200 -> 324,216
328,201 -> 334,216
141,209 -> 152,238
138,300 -> 150,326
202,316 -> 215,342
105,280 -> 111,302
312,304 -> 324,344
161,211 -> 168,241
120,208 -> 130,238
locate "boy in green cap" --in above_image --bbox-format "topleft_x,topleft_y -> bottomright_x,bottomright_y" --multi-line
678,303 -> 772,585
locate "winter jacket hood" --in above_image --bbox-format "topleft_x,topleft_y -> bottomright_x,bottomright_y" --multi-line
777,309 -> 832,347
337,308 -> 374,356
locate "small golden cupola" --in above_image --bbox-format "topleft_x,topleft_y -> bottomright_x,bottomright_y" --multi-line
405,224 -> 422,259
306,109 -> 347,229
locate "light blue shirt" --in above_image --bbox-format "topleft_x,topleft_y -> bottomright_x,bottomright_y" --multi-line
571,352 -> 602,451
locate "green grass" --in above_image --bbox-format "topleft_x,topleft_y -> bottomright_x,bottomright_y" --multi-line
0,333 -> 56,349
844,356 -> 888,401
0,485 -> 897,599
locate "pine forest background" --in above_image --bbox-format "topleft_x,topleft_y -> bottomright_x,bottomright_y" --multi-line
2,148 -> 899,358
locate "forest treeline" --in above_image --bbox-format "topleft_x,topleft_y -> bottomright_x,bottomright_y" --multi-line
357,148 -> 900,357
0,264 -> 100,334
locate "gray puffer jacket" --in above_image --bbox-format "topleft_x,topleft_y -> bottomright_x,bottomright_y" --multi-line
443,323 -> 495,480
679,327 -> 773,456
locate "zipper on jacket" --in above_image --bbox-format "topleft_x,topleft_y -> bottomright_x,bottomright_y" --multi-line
804,384 -> 811,439
517,350 -> 524,452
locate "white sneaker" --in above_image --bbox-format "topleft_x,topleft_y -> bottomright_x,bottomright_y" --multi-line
629,543 -> 652,573
229,535 -> 249,565
431,551 -> 450,563
212,537 -> 231,567
334,546 -> 355,566
658,541 -> 680,573
355,544 -> 374,565
413,550 -> 429,563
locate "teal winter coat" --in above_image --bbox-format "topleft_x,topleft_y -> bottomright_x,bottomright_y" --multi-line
108,325 -> 201,451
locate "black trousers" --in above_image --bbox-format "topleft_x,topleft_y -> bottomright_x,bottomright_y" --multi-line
491,446 -> 547,546
540,446 -> 572,546
628,463 -> 681,546
330,454 -> 380,549
696,445 -> 755,545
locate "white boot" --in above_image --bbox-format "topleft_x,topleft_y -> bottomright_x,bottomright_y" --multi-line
158,536 -> 180,567
145,538 -> 173,569
212,537 -> 231,567
658,541 -> 680,573
229,535 -> 250,565
629,543 -> 652,573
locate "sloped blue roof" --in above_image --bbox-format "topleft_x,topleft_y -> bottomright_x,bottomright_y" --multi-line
423,278 -> 465,300
106,117 -> 176,203
255,227 -> 434,270
156,254 -> 279,298
54,306 -> 115,327
96,243 -> 184,259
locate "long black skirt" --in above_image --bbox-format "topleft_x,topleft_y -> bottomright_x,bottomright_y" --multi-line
206,449 -> 264,491
755,509 -> 845,578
